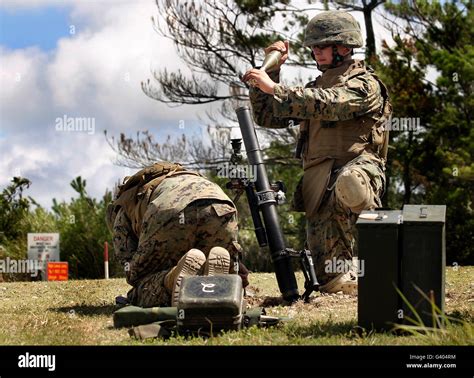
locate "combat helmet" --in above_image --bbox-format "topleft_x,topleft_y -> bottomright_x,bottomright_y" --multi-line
303,11 -> 363,48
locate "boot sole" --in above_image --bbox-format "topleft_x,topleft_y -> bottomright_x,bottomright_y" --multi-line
172,250 -> 206,306
204,247 -> 231,276
320,273 -> 358,295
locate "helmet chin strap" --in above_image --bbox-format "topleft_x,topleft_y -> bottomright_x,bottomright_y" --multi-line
331,45 -> 344,66
313,45 -> 346,72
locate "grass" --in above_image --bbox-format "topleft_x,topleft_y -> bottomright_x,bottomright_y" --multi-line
0,267 -> 472,345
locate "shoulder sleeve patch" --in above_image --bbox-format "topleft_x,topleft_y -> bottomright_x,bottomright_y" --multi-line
346,74 -> 379,97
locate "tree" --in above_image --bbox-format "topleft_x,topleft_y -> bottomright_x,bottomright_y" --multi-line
0,177 -> 33,244
376,36 -> 435,206
0,175 -> 122,281
142,0 -> 320,109
105,128 -> 232,170
326,0 -> 386,62
109,0 -> 314,172
0,178 -> 56,280
381,0 -> 473,263
52,177 -> 118,279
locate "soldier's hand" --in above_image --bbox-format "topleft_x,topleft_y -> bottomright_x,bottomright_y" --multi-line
238,262 -> 249,288
242,68 -> 276,95
264,40 -> 289,68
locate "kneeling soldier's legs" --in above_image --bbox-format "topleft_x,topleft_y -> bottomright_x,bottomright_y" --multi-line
307,155 -> 385,286
126,205 -> 200,307
307,192 -> 357,286
193,200 -> 241,274
126,201 -> 240,307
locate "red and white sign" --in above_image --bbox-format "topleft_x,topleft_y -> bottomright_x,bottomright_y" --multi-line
27,233 -> 60,270
47,262 -> 68,281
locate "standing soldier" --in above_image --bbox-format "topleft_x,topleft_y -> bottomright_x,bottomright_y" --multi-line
243,11 -> 391,295
106,162 -> 248,307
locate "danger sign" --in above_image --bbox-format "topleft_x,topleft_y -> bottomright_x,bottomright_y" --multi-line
27,233 -> 60,270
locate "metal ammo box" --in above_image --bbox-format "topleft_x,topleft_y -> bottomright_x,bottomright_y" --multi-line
356,205 -> 446,331
401,205 -> 446,326
357,210 -> 402,331
176,274 -> 244,332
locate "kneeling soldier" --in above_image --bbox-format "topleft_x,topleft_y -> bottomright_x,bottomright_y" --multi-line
243,11 -> 392,295
106,162 -> 248,307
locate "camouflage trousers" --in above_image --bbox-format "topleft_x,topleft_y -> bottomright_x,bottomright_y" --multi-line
126,200 -> 240,308
306,154 -> 385,285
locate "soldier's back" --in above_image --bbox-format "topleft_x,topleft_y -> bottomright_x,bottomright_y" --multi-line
140,173 -> 234,241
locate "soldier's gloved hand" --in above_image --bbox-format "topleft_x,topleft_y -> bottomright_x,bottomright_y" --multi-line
238,262 -> 250,288
264,40 -> 289,69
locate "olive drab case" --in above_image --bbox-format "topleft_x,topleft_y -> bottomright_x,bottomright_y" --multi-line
401,205 -> 446,326
176,275 -> 244,332
356,205 -> 446,331
357,210 -> 402,331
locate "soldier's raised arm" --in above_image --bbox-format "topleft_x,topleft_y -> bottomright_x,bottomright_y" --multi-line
243,40 -> 302,128
271,73 -> 384,121
248,69 -> 303,128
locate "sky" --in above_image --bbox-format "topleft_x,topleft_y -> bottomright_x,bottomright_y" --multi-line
0,0 -> 394,208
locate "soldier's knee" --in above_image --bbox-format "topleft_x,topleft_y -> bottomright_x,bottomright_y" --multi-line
334,166 -> 375,214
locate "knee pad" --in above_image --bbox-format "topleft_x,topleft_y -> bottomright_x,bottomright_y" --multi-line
335,166 -> 374,213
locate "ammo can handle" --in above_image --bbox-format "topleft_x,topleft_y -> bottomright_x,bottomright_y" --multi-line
419,206 -> 428,218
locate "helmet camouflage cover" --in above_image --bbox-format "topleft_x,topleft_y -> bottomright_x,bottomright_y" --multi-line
303,11 -> 363,48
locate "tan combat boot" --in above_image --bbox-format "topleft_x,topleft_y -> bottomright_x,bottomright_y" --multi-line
164,249 -> 207,306
319,270 -> 358,295
203,246 -> 231,276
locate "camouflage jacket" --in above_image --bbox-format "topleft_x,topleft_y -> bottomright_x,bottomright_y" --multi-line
112,173 -> 235,265
249,59 -> 391,169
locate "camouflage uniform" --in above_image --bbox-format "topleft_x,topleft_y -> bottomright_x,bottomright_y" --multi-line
249,18 -> 391,285
305,154 -> 385,283
111,171 -> 241,307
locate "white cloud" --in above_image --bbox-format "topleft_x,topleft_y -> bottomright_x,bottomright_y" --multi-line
0,128 -> 132,206
0,0 -> 140,12
0,0 -> 207,208
46,0 -> 199,126
0,46 -> 50,132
